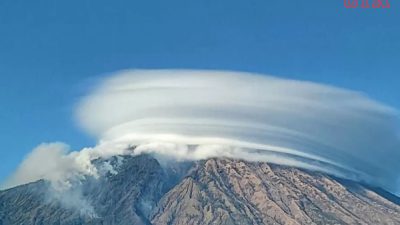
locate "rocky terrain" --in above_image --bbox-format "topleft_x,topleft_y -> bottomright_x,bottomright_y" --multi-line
1,154 -> 400,225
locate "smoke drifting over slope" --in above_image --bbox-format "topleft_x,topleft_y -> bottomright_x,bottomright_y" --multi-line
5,70 -> 400,194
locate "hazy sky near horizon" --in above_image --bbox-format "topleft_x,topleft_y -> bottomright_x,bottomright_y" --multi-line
0,0 -> 399,184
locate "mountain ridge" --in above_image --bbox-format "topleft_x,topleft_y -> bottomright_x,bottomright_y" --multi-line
1,154 -> 400,225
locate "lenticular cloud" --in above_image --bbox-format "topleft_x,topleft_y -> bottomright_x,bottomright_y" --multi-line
6,70 -> 400,193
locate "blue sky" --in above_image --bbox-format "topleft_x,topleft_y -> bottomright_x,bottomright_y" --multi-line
0,0 -> 399,184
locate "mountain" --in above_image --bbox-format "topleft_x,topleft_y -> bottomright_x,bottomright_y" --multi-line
1,154 -> 400,225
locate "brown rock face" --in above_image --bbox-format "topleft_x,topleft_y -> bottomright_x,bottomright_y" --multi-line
1,155 -> 400,225
151,158 -> 400,225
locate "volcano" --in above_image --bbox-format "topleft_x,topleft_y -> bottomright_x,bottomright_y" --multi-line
1,154 -> 400,225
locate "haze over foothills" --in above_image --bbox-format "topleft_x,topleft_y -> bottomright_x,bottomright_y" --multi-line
1,0 -> 400,195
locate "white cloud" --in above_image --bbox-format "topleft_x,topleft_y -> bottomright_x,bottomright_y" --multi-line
3,143 -> 98,190
5,70 -> 400,194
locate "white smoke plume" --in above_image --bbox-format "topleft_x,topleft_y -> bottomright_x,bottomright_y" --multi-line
4,70 -> 400,194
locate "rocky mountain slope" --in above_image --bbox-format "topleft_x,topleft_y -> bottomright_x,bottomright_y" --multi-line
1,154 -> 400,225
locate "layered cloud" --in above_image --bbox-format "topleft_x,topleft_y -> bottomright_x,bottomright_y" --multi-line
5,70 -> 400,194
